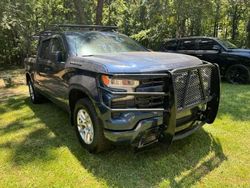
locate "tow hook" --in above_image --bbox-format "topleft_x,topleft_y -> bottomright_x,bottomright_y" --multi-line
197,110 -> 206,121
134,128 -> 160,150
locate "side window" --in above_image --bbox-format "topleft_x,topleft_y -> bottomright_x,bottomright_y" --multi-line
199,39 -> 218,50
39,39 -> 51,59
165,40 -> 178,50
51,38 -> 64,53
179,39 -> 196,50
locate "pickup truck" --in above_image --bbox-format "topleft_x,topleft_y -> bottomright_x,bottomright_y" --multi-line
25,24 -> 220,153
160,36 -> 250,84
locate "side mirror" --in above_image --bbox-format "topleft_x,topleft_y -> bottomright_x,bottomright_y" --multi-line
51,51 -> 64,63
212,45 -> 222,53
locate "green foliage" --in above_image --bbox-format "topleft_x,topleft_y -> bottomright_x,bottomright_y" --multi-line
102,0 -> 249,49
0,0 -> 249,65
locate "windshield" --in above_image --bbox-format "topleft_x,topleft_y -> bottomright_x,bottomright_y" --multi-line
65,31 -> 147,56
218,39 -> 237,49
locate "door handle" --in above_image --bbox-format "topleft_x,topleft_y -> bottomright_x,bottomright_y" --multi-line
196,54 -> 203,57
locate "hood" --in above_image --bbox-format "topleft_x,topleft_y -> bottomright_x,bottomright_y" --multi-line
229,49 -> 250,53
228,49 -> 250,56
68,52 -> 203,73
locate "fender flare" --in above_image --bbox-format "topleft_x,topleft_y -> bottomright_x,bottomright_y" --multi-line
68,84 -> 102,116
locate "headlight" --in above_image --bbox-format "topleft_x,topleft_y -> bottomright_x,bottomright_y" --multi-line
101,75 -> 139,92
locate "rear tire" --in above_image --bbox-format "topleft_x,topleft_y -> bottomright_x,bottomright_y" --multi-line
28,80 -> 43,104
225,64 -> 250,84
73,98 -> 110,153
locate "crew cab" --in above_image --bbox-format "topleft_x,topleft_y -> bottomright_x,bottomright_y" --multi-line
25,25 -> 220,153
160,36 -> 250,84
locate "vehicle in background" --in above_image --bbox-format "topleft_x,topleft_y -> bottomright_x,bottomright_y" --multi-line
24,25 -> 220,153
160,37 -> 250,84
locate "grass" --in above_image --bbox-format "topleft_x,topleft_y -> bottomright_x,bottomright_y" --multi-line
0,83 -> 250,188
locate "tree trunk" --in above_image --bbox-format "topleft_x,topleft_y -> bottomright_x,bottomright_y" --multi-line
213,21 -> 218,37
247,20 -> 250,48
96,0 -> 104,25
190,20 -> 194,36
107,0 -> 111,25
231,5 -> 238,40
175,0 -> 186,38
213,0 -> 220,37
73,0 -> 85,24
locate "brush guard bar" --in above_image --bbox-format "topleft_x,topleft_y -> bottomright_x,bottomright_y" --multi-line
99,62 -> 220,146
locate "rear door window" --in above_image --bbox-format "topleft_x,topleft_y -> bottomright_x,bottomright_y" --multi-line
179,39 -> 196,50
164,40 -> 178,50
198,39 -> 218,50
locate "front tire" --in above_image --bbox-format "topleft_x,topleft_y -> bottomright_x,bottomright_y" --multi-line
225,64 -> 250,84
73,98 -> 110,153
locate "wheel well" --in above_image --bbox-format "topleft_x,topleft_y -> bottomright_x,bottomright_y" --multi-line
69,89 -> 89,112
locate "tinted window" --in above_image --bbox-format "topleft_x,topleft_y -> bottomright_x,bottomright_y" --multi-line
164,40 -> 178,50
198,39 -> 217,50
179,39 -> 196,50
39,39 -> 51,59
218,39 -> 237,49
51,38 -> 64,53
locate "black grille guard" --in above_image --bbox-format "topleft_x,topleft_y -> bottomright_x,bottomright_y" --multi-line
98,61 -> 220,145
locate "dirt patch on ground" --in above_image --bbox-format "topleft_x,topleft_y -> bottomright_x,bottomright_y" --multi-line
0,69 -> 25,88
0,79 -> 5,88
0,86 -> 28,102
0,68 -> 27,102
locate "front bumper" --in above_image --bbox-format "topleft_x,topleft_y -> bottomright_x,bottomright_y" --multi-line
104,116 -> 206,147
99,62 -> 220,148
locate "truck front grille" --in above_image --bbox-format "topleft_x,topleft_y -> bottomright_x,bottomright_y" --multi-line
111,78 -> 165,109
174,66 -> 212,110
110,66 -> 213,111
135,78 -> 164,108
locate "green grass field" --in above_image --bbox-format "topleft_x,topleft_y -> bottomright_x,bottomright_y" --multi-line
0,83 -> 249,188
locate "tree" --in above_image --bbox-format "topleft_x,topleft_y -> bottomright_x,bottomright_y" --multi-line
73,0 -> 86,24
247,20 -> 250,48
1,0 -> 250,65
96,0 -> 104,25
213,0 -> 221,37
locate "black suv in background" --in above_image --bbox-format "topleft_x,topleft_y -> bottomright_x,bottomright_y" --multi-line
160,37 -> 250,84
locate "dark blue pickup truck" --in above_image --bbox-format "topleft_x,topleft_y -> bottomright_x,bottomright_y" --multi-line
25,25 -> 220,153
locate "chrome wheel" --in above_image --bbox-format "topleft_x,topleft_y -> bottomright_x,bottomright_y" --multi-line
77,109 -> 94,145
28,82 -> 35,101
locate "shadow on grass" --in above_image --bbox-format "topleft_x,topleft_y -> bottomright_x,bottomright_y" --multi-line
0,121 -> 25,135
0,95 -> 228,187
0,94 -> 27,114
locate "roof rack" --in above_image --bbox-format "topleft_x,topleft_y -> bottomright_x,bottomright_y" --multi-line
33,24 -> 118,39
51,24 -> 118,31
